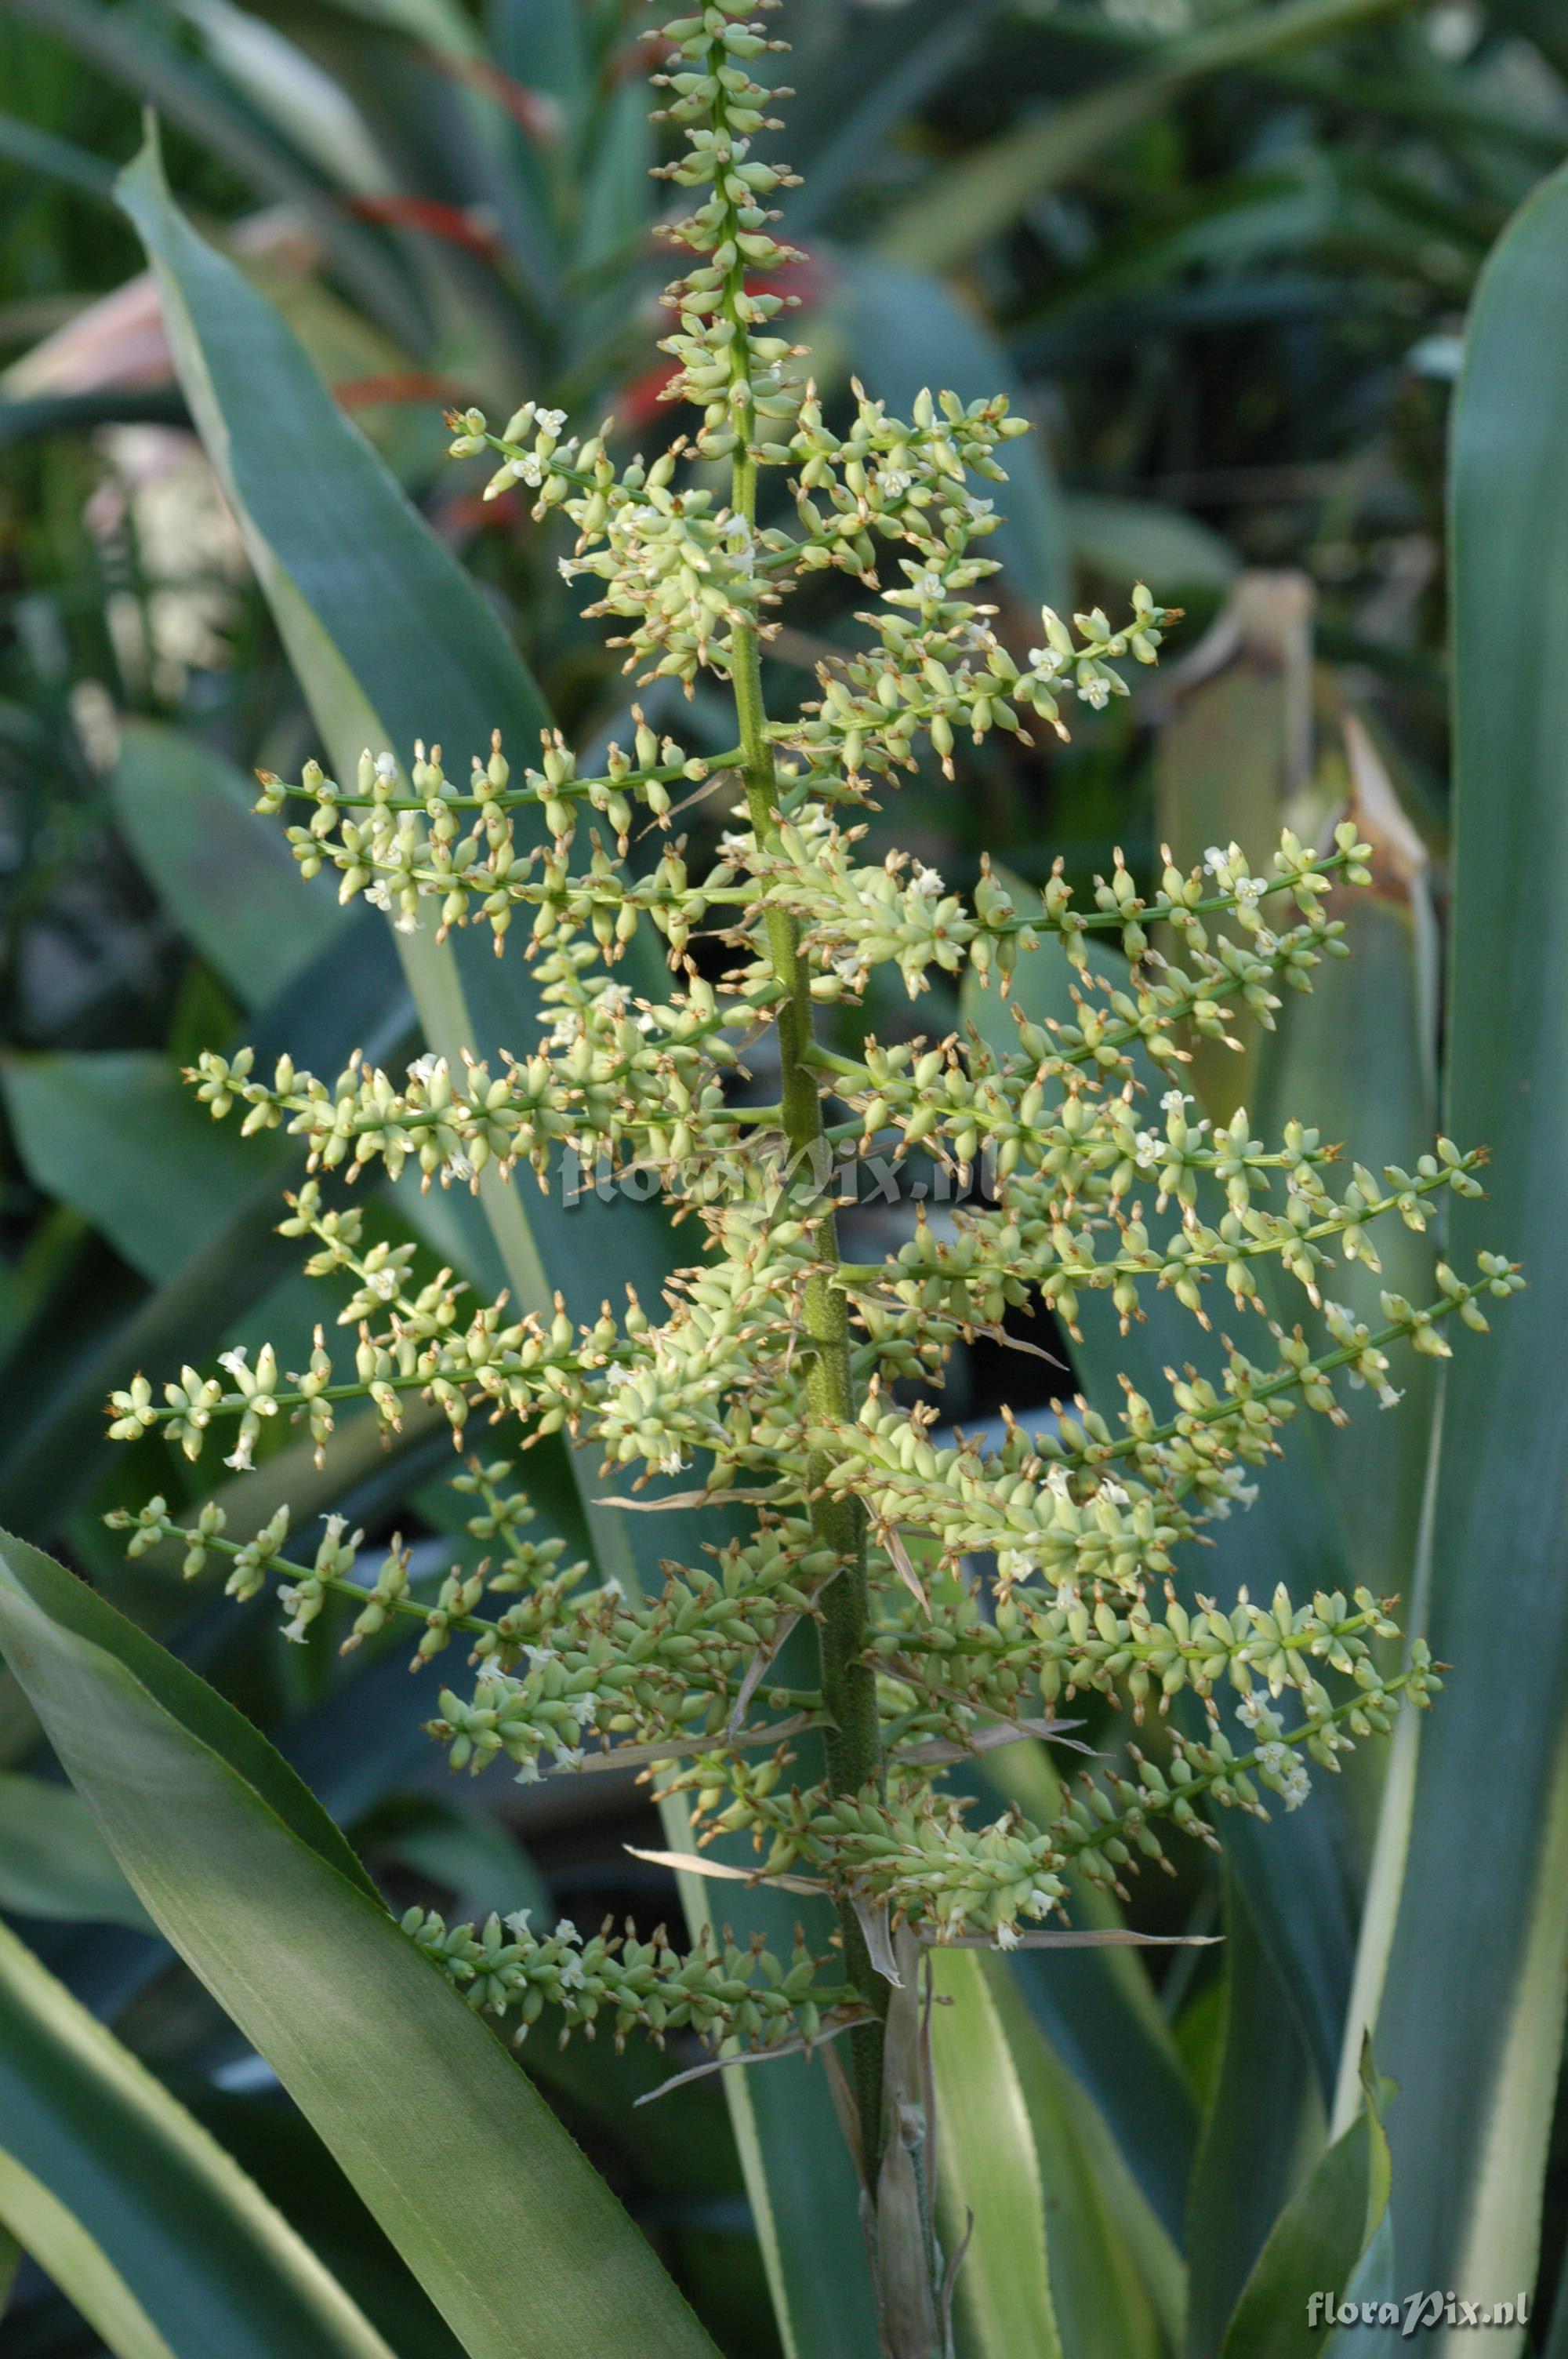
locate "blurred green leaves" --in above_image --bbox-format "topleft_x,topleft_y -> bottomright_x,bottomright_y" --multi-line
0,1528 -> 724,2359
879,0 -> 1425,272
108,721 -> 347,1007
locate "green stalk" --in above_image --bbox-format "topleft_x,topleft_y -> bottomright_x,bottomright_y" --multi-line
713,56 -> 890,2171
731,525 -> 891,2161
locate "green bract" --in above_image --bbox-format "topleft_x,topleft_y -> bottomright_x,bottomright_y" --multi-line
104,5 -> 1517,2351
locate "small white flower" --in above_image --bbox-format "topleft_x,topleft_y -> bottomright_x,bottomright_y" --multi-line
523,1644 -> 559,1669
994,1921 -> 1021,1950
916,570 -> 945,601
1236,1689 -> 1267,1730
441,1152 -> 474,1184
366,1267 -> 398,1301
1160,1089 -> 1191,1113
536,408 -> 567,436
374,751 -> 397,780
224,1433 -> 255,1474
218,1347 -> 249,1379
1377,1382 -> 1405,1409
567,1692 -> 598,1728
513,1758 -> 541,1785
518,453 -> 545,488
1077,672 -> 1112,710
1255,1739 -> 1312,1810
1027,645 -> 1064,680
910,863 -> 944,899
879,468 -> 911,500
408,1052 -> 445,1085
1053,1579 -> 1080,1613
503,1909 -> 532,1936
997,1549 -> 1039,1585
394,910 -> 422,936
1133,1128 -> 1162,1170
597,983 -> 631,1020
660,1448 -> 688,1476
1098,1479 -> 1128,1507
558,1951 -> 587,1988
1203,845 -> 1230,878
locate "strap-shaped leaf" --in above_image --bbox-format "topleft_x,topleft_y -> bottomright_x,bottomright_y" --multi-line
0,1917 -> 390,2359
0,2150 -> 172,2359
0,1773 -> 149,1929
1185,1878 -> 1317,2359
1346,158 -> 1568,2317
0,1530 -> 722,2359
109,721 -> 348,1009
3,1052 -> 291,1288
1218,2043 -> 1391,2359
935,1950 -> 1173,2359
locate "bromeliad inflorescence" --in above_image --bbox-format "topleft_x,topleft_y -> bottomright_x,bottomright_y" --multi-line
106,5 -> 1516,2350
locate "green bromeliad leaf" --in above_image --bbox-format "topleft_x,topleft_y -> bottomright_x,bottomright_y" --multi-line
1339,158 -> 1568,2332
1218,2042 -> 1392,2359
0,1914 -> 392,2359
0,1528 -> 723,2359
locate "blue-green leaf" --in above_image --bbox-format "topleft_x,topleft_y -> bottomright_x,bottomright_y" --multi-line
2,1052 -> 289,1287
109,722 -> 347,1009
0,1775 -> 149,1931
1218,2042 -> 1392,2359
0,1530 -> 723,2359
0,1915 -> 394,2359
1347,158 -> 1568,2322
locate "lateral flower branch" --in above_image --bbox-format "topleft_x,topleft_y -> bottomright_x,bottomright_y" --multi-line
106,5 -> 1516,2350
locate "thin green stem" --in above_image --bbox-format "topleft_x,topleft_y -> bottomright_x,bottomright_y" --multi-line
278,751 -> 743,816
709,45 -> 889,2167
834,1159 -> 1473,1292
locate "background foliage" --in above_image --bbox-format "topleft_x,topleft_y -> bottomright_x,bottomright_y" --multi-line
2,2 -> 1566,2353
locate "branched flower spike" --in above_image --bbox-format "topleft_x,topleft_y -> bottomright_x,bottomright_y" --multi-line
106,7 -> 1518,2350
